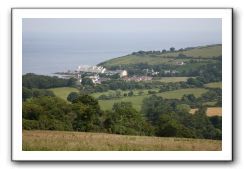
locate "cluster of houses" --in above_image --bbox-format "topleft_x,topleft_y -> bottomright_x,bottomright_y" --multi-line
74,64 -> 182,84
77,65 -> 128,84
143,69 -> 159,76
77,65 -> 106,74
164,70 -> 179,75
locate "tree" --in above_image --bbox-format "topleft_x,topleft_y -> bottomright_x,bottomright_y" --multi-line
81,77 -> 94,86
67,92 -> 80,102
67,77 -> 77,87
72,95 -> 102,132
22,87 -> 32,101
192,107 -> 221,139
138,91 -> 144,95
115,90 -> 121,98
22,73 -> 74,89
128,91 -> 134,96
162,49 -> 167,53
22,96 -> 74,131
105,102 -> 152,135
209,116 -> 222,130
187,78 -> 203,87
170,47 -> 175,52
142,95 -> 173,125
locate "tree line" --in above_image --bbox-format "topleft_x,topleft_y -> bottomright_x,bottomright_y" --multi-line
23,73 -> 77,89
23,93 -> 221,140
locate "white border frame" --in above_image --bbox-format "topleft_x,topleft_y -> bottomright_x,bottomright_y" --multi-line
12,8 -> 232,161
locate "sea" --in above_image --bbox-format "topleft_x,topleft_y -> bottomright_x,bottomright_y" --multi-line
23,49 -> 129,76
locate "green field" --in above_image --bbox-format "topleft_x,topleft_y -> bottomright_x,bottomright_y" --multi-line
204,82 -> 222,88
91,89 -> 159,99
48,87 -> 79,101
23,130 -> 221,151
154,77 -> 190,83
97,88 -> 208,111
100,44 -> 222,67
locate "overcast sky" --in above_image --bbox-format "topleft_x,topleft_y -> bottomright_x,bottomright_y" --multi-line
23,18 -> 222,51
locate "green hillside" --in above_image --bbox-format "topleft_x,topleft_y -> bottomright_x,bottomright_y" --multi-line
99,44 -> 222,67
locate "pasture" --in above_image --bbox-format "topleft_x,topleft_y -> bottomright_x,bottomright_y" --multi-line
97,88 -> 208,111
154,77 -> 190,83
206,107 -> 222,117
100,45 -> 222,67
204,82 -> 222,88
23,130 -> 221,151
189,107 -> 222,117
48,87 -> 79,101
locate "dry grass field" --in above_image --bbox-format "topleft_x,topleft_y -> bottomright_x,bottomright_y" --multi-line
23,130 -> 221,151
206,107 -> 222,117
189,107 -> 222,117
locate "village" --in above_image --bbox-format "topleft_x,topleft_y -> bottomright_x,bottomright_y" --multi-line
54,64 -> 185,84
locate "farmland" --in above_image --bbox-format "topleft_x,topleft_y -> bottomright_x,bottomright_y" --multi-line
204,82 -> 222,88
189,107 -> 222,117
48,87 -> 79,101
99,44 -> 221,67
206,107 -> 222,117
47,86 -> 208,111
154,76 -> 190,83
22,43 -> 223,149
96,88 -> 208,111
23,130 -> 221,151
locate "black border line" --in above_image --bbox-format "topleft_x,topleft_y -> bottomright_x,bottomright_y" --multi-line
11,7 -> 234,163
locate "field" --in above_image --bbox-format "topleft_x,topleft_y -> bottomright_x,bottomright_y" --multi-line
48,87 -> 79,101
100,45 -> 222,67
204,82 -> 222,88
47,86 -> 208,111
97,88 -> 208,111
154,77 -> 190,83
91,88 -> 159,98
23,130 -> 221,151
189,107 -> 222,117
206,107 -> 222,117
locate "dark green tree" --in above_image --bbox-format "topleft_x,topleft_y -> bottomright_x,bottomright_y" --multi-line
81,78 -> 93,86
67,92 -> 79,102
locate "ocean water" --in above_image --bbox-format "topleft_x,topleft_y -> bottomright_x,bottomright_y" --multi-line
23,49 -> 129,75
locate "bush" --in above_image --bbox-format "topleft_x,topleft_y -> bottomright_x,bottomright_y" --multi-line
23,119 -> 39,130
67,92 -> 79,102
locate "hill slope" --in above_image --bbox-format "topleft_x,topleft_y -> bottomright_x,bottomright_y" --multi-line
98,44 -> 222,68
23,130 -> 221,151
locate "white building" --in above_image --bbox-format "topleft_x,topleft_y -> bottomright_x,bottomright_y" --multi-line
77,65 -> 106,74
119,70 -> 128,77
88,75 -> 100,84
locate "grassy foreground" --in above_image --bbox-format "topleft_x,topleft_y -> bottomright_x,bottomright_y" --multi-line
23,130 -> 221,151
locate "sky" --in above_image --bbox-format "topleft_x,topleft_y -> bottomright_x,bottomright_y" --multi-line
22,18 -> 222,74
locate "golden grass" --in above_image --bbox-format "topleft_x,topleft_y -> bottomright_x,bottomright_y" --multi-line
189,108 -> 198,115
189,107 -> 222,117
23,130 -> 221,151
206,107 -> 222,117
